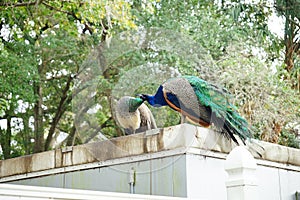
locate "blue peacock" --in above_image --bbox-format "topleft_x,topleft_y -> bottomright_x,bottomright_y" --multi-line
139,75 -> 253,144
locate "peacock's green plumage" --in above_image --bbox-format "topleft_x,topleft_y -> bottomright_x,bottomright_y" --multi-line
128,97 -> 144,112
184,75 -> 252,143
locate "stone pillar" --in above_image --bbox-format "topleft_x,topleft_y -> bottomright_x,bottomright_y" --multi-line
224,146 -> 257,200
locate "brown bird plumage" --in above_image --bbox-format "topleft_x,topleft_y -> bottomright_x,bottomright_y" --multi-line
116,96 -> 157,135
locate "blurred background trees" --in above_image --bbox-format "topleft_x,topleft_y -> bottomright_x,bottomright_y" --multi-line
0,0 -> 299,159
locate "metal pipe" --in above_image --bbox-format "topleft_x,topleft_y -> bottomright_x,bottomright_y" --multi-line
129,168 -> 135,194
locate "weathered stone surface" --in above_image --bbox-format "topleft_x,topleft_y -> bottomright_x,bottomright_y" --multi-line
31,150 -> 55,172
72,145 -> 98,165
288,147 -> 300,164
0,151 -> 55,177
84,133 -> 146,162
262,142 -> 289,163
0,155 -> 32,177
55,149 -> 62,168
193,126 -> 237,153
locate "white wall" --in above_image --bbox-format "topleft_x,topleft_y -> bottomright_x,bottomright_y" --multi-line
185,150 -> 300,200
0,183 -> 189,200
186,154 -> 227,199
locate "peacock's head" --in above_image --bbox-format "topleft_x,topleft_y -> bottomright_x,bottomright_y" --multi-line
128,97 -> 144,112
137,94 -> 148,102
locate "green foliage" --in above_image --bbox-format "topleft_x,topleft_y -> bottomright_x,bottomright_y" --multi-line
0,0 -> 137,158
216,44 -> 300,145
0,39 -> 37,102
0,99 -> 8,117
275,0 -> 300,88
276,0 -> 300,18
279,129 -> 300,148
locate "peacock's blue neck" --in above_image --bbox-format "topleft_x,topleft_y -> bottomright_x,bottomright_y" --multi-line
147,85 -> 168,107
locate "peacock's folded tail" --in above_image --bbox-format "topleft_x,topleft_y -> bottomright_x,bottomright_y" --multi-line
165,76 -> 252,144
183,75 -> 252,144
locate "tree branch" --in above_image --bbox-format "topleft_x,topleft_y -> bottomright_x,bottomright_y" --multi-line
273,4 -> 300,29
65,125 -> 76,146
286,17 -> 300,30
44,75 -> 73,150
84,117 -> 113,143
41,1 -> 70,14
42,1 -> 94,34
0,0 -> 42,7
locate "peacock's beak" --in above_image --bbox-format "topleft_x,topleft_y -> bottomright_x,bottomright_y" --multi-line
137,94 -> 146,101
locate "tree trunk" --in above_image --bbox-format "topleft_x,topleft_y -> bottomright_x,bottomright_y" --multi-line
66,125 -> 76,146
0,116 -> 12,159
284,24 -> 295,72
22,114 -> 31,155
33,80 -> 44,153
284,0 -> 295,72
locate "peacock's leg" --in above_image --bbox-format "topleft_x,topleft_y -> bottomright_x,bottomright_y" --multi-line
180,114 -> 187,124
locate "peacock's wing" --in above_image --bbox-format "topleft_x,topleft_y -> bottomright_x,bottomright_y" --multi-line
184,75 -> 232,116
184,75 -> 252,143
136,103 -> 157,133
162,77 -> 211,127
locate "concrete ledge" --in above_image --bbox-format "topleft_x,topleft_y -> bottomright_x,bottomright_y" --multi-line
0,124 -> 300,179
0,151 -> 55,177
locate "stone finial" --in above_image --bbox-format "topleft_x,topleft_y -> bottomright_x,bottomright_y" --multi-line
224,146 -> 257,200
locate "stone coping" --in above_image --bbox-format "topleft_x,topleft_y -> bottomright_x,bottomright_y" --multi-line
0,124 -> 299,179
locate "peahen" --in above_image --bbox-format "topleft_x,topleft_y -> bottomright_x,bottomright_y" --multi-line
116,96 -> 157,135
139,75 -> 253,144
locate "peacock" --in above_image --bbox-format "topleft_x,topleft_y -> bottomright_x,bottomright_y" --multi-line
139,75 -> 253,144
116,96 -> 157,135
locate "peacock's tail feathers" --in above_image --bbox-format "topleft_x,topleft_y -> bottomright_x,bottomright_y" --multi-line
225,111 -> 253,142
183,75 -> 252,144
